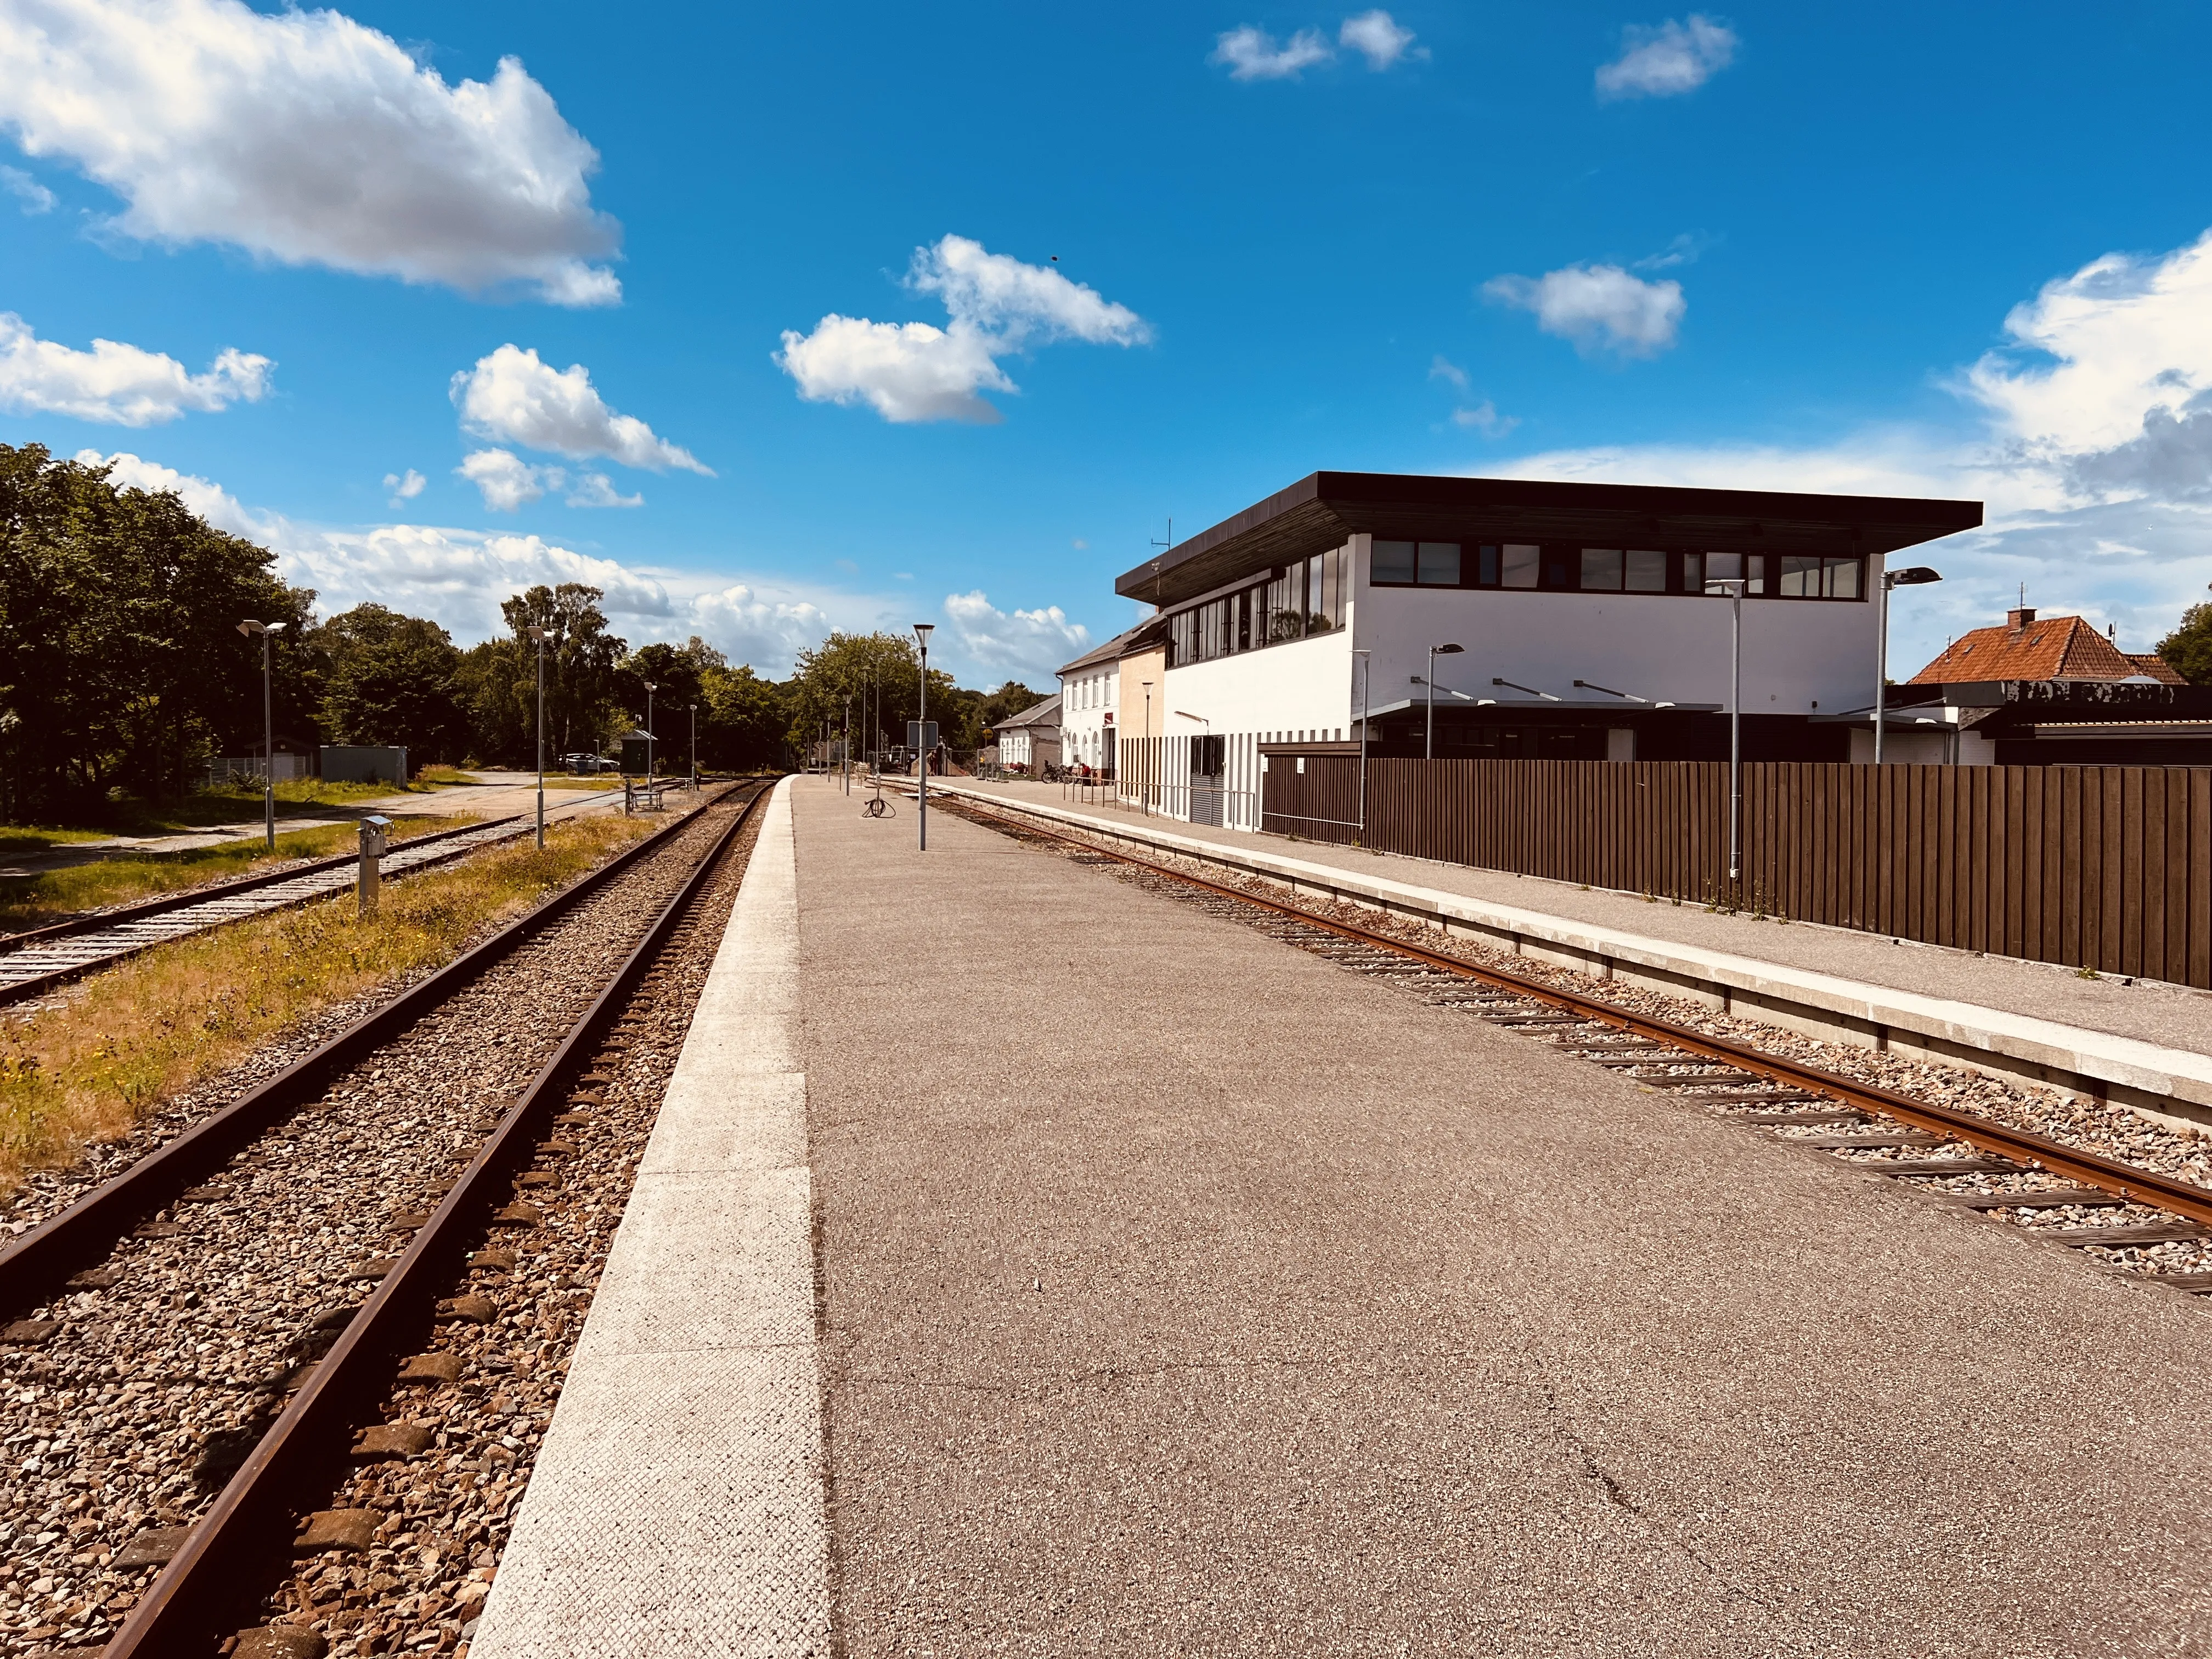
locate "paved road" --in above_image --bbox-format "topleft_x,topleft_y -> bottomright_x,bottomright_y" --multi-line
794,775 -> 2212,1656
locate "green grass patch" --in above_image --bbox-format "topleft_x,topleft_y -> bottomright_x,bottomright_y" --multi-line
0,811 -> 659,1192
0,814 -> 470,934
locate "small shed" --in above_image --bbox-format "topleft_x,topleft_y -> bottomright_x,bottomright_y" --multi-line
618,730 -> 656,774
320,745 -> 409,785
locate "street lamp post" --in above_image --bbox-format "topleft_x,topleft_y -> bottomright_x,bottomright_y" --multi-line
1141,680 -> 1153,816
1874,566 -> 1943,766
1352,648 -> 1372,839
235,618 -> 278,849
643,681 -> 657,785
1424,643 -> 1464,761
1705,578 -> 1748,883
913,623 -> 934,850
527,626 -> 547,849
687,703 -> 698,792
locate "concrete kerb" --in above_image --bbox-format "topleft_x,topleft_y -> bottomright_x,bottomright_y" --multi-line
925,781 -> 2212,1138
468,777 -> 831,1659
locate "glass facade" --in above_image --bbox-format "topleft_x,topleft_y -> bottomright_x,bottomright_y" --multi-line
1169,543 -> 1347,667
1368,539 -> 1863,601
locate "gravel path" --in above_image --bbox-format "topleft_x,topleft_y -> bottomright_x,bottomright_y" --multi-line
947,801 -> 2212,1288
242,795 -> 765,1659
0,793 -> 751,1657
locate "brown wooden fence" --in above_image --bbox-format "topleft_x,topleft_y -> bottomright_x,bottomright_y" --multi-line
1260,757 -> 2212,989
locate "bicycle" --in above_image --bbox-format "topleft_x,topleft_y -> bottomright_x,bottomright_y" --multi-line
862,791 -> 893,818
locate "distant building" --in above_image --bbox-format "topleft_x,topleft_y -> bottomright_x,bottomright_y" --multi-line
992,695 -> 1062,772
1845,607 -> 2212,764
1111,470 -> 1982,826
1057,626 -> 1150,777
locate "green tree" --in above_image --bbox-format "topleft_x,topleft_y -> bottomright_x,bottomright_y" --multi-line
2157,602 -> 2212,685
0,442 -> 316,821
788,631 -> 952,758
454,638 -> 532,766
698,662 -> 793,771
317,603 -> 468,764
499,584 -> 627,758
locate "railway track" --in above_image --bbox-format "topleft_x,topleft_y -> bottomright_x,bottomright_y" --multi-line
0,789 -> 630,1007
932,791 -> 2212,1297
0,780 -> 771,1657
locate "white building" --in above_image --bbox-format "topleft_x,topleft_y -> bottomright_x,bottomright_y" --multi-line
991,695 -> 1062,772
1111,471 -> 1983,828
1056,628 -> 1141,776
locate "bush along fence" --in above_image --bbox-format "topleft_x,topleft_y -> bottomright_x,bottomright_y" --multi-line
1258,756 -> 2212,991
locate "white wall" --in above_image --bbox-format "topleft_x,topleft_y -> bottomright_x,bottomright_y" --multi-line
1350,540 -> 1882,716
1158,624 -> 1357,828
1058,667 -> 1118,769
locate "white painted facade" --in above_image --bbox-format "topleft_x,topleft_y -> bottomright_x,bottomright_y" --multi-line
1058,663 -> 1120,772
1145,532 -> 1893,830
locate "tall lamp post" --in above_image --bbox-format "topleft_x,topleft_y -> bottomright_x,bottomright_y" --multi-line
527,625 -> 547,849
643,681 -> 658,784
1141,679 -> 1153,816
235,618 -> 279,850
1352,648 -> 1372,839
1874,566 -> 1943,766
687,703 -> 698,791
1424,642 -> 1464,760
1704,578 -> 1748,883
913,623 -> 934,850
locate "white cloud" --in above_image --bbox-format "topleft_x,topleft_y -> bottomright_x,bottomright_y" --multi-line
1,312 -> 270,424
1451,400 -> 1518,437
1339,10 -> 1423,69
383,468 -> 426,505
451,345 -> 709,473
1595,15 -> 1738,100
775,235 -> 1149,424
942,590 -> 1091,679
1475,227 -> 2212,672
0,0 -> 619,304
1211,25 -> 1334,80
456,448 -> 548,512
1483,263 -> 1685,357
564,471 -> 642,509
0,164 -> 53,213
1429,354 -> 1470,390
75,447 -> 847,672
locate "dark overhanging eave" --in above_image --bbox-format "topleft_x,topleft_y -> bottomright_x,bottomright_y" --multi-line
1115,471 -> 1986,609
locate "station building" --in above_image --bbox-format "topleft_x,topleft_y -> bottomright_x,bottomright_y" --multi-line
1103,470 -> 1983,828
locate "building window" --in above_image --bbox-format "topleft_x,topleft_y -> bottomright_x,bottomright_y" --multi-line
1626,549 -> 1667,591
1691,551 -> 1767,595
1580,548 -> 1624,590
1373,540 -> 1416,583
1501,544 -> 1539,588
1417,543 -> 1461,584
1777,555 -> 1863,599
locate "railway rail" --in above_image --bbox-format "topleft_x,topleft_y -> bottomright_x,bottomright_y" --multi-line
0,780 -> 770,1656
930,789 -> 2212,1296
0,788 -> 629,1007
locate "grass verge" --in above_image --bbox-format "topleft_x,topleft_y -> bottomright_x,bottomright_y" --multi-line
0,815 -> 471,935
0,810 -> 661,1193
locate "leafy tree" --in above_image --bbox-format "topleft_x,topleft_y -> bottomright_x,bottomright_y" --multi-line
317,603 -> 468,763
698,663 -> 793,771
0,442 -> 316,821
788,631 -> 953,757
2157,602 -> 2212,685
975,679 -> 1045,731
499,584 -> 627,758
454,638 -> 532,766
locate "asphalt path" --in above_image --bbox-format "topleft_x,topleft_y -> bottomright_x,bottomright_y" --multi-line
793,775 -> 2212,1657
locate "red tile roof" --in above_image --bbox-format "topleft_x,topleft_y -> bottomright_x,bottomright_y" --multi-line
1908,610 -> 2188,686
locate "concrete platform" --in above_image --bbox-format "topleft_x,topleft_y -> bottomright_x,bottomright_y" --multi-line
483,775 -> 2212,1656
940,778 -> 2212,1134
469,780 -> 830,1657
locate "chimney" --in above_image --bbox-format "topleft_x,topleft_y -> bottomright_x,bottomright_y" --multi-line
2007,606 -> 2035,630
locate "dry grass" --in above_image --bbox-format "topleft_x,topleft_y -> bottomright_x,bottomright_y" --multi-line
0,811 -> 660,1192
0,814 -> 471,934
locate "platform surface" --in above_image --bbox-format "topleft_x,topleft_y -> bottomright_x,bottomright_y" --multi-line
481,775 -> 2212,1656
949,776 -> 2212,1056
797,775 -> 2212,1656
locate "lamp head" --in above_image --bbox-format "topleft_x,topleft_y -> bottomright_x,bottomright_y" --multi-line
1885,566 -> 1943,589
1432,642 -> 1464,656
912,622 -> 934,647
236,618 -> 267,636
527,625 -> 546,642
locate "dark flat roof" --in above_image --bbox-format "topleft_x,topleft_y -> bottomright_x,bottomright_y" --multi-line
1116,471 -> 1984,608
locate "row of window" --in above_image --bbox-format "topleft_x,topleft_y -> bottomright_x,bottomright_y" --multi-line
1168,544 -> 1349,667
1370,542 -> 1865,601
1066,669 -> 1116,711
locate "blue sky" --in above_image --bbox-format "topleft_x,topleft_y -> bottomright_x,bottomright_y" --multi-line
4,0 -> 2211,685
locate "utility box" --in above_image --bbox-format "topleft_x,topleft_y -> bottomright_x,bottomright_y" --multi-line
358,814 -> 392,915
321,746 -> 409,785
618,730 -> 654,774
